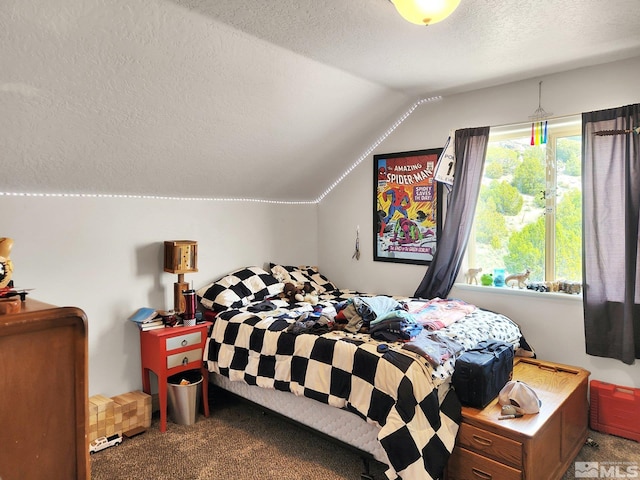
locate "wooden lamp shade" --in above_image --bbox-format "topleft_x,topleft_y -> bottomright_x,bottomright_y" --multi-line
163,240 -> 198,313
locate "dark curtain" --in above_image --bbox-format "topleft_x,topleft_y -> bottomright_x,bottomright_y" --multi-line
414,126 -> 490,299
582,104 -> 640,364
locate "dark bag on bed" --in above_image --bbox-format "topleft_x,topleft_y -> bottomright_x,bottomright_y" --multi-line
452,339 -> 514,408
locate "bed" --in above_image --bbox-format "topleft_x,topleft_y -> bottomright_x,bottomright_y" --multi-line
197,265 -> 525,480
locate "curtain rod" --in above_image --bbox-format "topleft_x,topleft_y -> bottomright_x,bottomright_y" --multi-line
489,113 -> 580,131
594,127 -> 640,136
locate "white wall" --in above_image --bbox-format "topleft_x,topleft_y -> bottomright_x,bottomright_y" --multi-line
0,195 -> 317,396
318,56 -> 640,387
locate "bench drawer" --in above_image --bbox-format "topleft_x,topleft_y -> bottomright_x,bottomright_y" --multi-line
456,422 -> 523,468
448,446 -> 522,480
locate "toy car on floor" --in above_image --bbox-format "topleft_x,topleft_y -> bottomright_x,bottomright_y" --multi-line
89,434 -> 122,453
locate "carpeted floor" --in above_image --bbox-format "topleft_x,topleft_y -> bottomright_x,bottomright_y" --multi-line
560,428 -> 639,480
91,389 -> 638,480
91,389 -> 388,480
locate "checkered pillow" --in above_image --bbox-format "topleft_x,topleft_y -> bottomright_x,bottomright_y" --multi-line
197,266 -> 284,312
269,263 -> 338,293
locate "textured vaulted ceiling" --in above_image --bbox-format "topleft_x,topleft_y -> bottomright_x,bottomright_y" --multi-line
189,0 -> 640,96
3,0 -> 640,202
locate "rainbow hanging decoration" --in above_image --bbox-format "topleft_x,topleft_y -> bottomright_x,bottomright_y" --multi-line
530,120 -> 548,145
529,81 -> 552,145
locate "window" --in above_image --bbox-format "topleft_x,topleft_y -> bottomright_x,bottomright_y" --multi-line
467,116 -> 582,285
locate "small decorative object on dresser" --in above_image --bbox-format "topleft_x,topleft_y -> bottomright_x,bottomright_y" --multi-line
0,237 -> 15,288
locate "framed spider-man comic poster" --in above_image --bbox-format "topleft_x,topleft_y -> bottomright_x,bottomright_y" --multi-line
374,148 -> 443,265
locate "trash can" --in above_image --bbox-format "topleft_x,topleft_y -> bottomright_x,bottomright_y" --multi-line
167,370 -> 202,425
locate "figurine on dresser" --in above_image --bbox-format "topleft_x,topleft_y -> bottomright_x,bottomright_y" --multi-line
0,237 -> 14,289
0,237 -> 21,314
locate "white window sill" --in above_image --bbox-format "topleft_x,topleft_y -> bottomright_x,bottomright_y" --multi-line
454,283 -> 583,302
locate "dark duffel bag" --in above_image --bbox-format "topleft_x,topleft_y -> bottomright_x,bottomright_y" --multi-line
452,339 -> 514,408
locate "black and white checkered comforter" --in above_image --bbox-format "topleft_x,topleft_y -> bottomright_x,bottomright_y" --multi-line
204,292 -> 522,480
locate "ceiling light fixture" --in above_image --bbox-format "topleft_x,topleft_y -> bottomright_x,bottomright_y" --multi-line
391,0 -> 461,26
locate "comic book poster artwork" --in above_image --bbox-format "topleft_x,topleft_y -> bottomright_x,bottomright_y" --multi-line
374,148 -> 442,265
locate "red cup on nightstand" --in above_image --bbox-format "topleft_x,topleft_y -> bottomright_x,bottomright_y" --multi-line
182,289 -> 197,326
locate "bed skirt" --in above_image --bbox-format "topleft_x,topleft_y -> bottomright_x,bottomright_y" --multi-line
210,371 -> 391,465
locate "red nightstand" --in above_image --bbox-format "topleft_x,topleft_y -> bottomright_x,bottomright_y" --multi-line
140,322 -> 212,432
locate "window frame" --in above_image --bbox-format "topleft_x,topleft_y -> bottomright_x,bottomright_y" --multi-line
465,115 -> 582,285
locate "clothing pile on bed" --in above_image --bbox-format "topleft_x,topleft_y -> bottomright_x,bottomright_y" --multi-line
197,265 -> 524,480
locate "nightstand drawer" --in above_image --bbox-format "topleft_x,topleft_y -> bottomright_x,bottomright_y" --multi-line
457,423 -> 522,467
166,331 -> 202,351
448,446 -> 522,480
167,348 -> 202,369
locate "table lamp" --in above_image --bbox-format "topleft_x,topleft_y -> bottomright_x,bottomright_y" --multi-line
163,240 -> 198,313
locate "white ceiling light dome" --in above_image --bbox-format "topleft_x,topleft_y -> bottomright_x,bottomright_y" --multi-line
391,0 -> 461,26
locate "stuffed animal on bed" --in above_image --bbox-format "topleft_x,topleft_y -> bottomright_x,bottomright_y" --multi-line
295,282 -> 319,305
279,282 -> 319,305
279,282 -> 300,304
271,264 -> 293,284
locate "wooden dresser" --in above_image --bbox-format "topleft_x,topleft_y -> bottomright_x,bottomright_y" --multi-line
0,299 -> 89,480
447,358 -> 590,480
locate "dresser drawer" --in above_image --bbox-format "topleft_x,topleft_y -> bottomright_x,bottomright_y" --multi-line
166,331 -> 202,351
457,423 -> 522,468
167,348 -> 202,369
448,446 -> 522,480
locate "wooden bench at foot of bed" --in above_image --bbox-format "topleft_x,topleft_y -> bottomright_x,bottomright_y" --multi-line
447,358 -> 590,480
